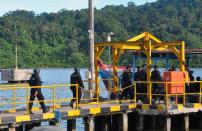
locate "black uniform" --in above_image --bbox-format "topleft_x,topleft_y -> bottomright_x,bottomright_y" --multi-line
28,72 -> 47,113
122,70 -> 133,100
70,70 -> 84,105
140,69 -> 147,93
151,69 -> 163,98
134,69 -> 142,100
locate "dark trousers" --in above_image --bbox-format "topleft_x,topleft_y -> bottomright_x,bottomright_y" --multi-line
29,89 -> 46,111
122,87 -> 133,100
70,87 -> 82,104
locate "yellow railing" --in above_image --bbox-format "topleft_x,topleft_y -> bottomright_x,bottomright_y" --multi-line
0,80 -> 202,113
0,84 -> 79,113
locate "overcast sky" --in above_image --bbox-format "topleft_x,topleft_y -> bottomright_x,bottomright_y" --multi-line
0,0 -> 157,16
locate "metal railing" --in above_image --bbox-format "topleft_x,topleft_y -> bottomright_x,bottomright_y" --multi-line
0,80 -> 202,113
0,84 -> 79,113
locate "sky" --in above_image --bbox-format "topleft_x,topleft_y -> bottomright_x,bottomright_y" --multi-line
0,0 -> 157,16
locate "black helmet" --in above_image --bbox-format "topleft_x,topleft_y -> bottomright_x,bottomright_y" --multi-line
34,68 -> 40,74
74,67 -> 80,72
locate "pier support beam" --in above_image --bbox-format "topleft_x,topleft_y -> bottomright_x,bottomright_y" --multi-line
183,114 -> 189,131
163,116 -> 171,131
121,112 -> 128,131
136,114 -> 144,131
8,127 -> 15,131
84,116 -> 94,131
112,113 -> 128,131
67,119 -> 76,131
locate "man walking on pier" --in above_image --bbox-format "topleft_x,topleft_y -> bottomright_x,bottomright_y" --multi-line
28,68 -> 49,114
70,67 -> 84,108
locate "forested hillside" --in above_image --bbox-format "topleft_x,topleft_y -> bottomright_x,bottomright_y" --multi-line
0,0 -> 202,68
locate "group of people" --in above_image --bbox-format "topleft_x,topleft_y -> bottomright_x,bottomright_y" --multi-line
121,64 -> 162,101
185,66 -> 201,103
28,67 -> 84,114
28,65 -> 202,113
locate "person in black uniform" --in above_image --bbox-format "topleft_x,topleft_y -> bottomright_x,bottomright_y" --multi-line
134,66 -> 142,101
121,64 -> 133,100
151,65 -> 163,100
140,64 -> 147,93
28,68 -> 49,114
70,67 -> 84,108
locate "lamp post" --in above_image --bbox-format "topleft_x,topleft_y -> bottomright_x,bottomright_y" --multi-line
88,0 -> 94,98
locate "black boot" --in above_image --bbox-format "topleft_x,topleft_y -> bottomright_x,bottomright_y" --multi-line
43,108 -> 49,113
28,102 -> 34,114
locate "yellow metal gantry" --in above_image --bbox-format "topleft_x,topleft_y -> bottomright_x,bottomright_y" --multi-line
94,32 -> 185,104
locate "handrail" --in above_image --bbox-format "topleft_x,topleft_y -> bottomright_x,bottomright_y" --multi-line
0,80 -> 202,113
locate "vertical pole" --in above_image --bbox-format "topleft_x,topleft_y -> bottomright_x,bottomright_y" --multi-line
13,87 -> 16,112
88,0 -> 95,99
76,84 -> 79,110
180,41 -> 185,71
200,82 -> 202,103
26,88 -> 29,113
112,48 -> 118,97
181,41 -> 186,106
146,39 -> 152,105
14,23 -> 18,70
94,46 -> 99,103
53,86 -> 56,111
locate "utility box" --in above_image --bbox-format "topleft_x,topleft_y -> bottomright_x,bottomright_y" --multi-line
163,71 -> 185,94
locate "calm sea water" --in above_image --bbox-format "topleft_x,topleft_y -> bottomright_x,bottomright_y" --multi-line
0,68 -> 202,131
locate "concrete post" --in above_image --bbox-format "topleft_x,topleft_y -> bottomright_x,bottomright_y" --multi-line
8,127 -> 15,131
163,116 -> 171,131
184,114 -> 189,131
136,114 -> 144,131
67,119 -> 76,131
85,116 -> 94,131
119,112 -> 128,131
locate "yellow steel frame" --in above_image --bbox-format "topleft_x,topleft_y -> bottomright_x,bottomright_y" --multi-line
95,32 -> 186,103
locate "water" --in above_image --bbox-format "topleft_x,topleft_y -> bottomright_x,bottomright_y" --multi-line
0,68 -> 202,130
